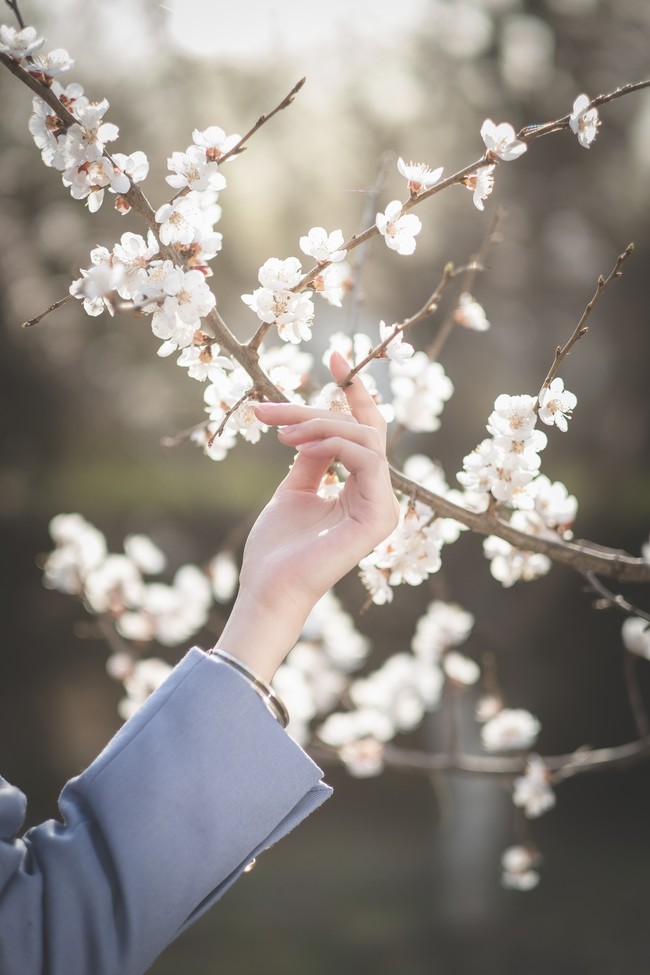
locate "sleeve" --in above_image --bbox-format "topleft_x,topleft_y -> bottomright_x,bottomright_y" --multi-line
0,647 -> 332,975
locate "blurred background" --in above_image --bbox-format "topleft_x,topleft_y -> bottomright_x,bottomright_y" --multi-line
1,0 -> 650,972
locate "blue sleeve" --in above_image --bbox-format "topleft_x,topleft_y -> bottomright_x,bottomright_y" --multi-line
0,648 -> 331,975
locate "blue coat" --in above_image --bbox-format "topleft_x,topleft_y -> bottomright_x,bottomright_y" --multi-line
0,648 -> 331,975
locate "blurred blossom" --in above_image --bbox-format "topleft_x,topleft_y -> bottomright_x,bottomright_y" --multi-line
499,15 -> 556,93
513,755 -> 556,817
433,2 -> 494,60
481,707 -> 541,751
501,844 -> 541,891
209,551 -> 239,602
621,616 -> 650,660
117,658 -> 174,721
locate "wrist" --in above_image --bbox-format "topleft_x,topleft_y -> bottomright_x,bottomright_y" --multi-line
213,585 -> 309,683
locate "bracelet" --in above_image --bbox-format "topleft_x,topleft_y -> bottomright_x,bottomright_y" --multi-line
208,647 -> 290,729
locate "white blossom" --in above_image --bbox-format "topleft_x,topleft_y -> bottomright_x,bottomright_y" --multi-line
112,150 -> 149,184
117,658 -> 174,720
390,352 -> 454,432
501,845 -> 541,891
27,48 -> 74,77
339,739 -> 385,778
396,157 -> 444,196
379,320 -> 414,363
453,292 -> 490,331
69,259 -> 125,316
318,708 -> 394,748
569,93 -> 600,149
166,144 -> 227,192
483,530 -> 552,586
488,393 -> 537,439
0,24 -> 44,58
480,119 -> 527,161
376,200 -> 422,256
621,616 -> 650,660
192,125 -> 241,160
147,264 -> 216,352
481,708 -> 541,751
443,651 -> 481,686
299,227 -> 347,264
208,551 -> 239,602
123,534 -> 166,575
513,755 -> 556,818
465,164 -> 496,211
532,475 -> 578,533
43,513 -> 107,593
311,261 -> 351,307
84,554 -> 144,615
412,600 -> 474,662
538,378 -> 577,431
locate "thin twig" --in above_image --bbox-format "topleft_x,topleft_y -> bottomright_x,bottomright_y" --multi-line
310,737 -> 650,778
292,82 -> 650,296
160,421 -> 208,449
20,293 -> 74,327
582,571 -> 650,741
583,571 -> 650,625
4,0 -> 25,29
427,206 -> 505,362
340,261 -> 481,386
207,389 -> 253,446
540,243 -> 634,391
219,77 -> 306,165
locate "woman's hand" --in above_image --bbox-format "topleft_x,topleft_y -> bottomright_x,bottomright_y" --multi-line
214,352 -> 399,680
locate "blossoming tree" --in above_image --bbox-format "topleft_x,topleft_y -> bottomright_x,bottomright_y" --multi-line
2,1 -> 650,893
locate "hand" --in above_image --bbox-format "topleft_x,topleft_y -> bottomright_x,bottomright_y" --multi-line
214,352 -> 399,680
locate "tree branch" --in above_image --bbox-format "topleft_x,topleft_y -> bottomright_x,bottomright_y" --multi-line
541,243 -> 634,390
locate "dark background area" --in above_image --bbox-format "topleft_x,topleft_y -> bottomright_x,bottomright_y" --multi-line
1,0 -> 650,972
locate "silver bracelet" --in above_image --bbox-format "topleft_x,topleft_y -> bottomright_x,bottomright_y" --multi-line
208,647 -> 290,729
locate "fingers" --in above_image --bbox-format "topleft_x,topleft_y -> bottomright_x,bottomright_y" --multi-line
329,351 -> 388,443
253,400 -> 356,427
276,417 -> 385,494
277,417 -> 384,452
294,436 -> 397,537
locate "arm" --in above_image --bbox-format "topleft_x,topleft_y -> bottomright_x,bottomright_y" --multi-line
0,352 -> 398,975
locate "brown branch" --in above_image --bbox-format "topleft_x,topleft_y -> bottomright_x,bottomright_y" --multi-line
540,243 -> 634,391
293,80 -> 650,296
310,737 -> 650,779
218,77 -> 306,165
388,463 -> 650,583
518,81 -> 650,142
20,293 -> 74,327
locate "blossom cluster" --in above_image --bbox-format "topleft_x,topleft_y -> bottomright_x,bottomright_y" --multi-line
457,382 -> 578,585
317,599 -> 476,775
43,513 -> 215,648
